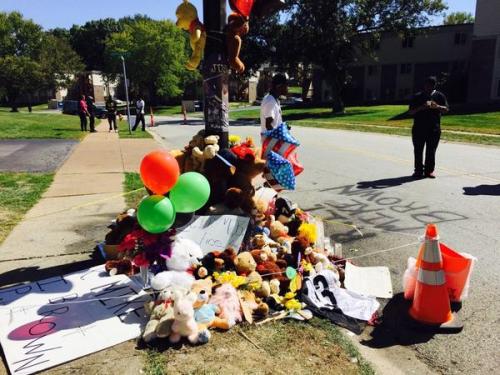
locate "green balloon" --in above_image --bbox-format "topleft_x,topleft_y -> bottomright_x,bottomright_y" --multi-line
137,195 -> 176,234
286,267 -> 297,280
170,172 -> 210,213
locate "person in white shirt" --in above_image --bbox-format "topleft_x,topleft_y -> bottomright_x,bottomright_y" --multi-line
132,97 -> 146,131
260,73 -> 288,137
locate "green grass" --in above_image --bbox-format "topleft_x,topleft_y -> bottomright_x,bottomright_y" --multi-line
0,172 -> 54,244
229,101 -> 251,109
118,118 -> 153,139
0,104 -> 51,112
143,350 -> 167,375
0,110 -> 85,140
123,172 -> 146,208
230,104 -> 500,145
152,105 -> 182,116
288,86 -> 303,95
309,318 -> 375,375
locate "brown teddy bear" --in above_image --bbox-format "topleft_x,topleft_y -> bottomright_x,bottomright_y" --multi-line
226,13 -> 249,73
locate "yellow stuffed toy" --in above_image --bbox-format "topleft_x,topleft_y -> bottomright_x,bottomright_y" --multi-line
176,0 -> 206,70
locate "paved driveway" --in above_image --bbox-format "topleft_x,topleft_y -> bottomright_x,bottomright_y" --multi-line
0,140 -> 77,172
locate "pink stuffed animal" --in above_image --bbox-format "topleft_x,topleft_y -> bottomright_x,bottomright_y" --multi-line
169,292 -> 199,344
209,283 -> 242,327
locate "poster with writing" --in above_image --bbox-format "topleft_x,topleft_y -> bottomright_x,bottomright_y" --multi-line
0,266 -> 149,375
176,215 -> 250,255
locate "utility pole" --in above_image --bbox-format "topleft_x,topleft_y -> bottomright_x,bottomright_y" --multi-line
203,0 -> 229,149
121,55 -> 132,135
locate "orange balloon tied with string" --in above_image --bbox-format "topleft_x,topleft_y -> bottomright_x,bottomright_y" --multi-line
140,150 -> 180,195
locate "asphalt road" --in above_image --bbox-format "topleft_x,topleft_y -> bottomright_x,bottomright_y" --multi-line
0,140 -> 78,172
151,117 -> 500,375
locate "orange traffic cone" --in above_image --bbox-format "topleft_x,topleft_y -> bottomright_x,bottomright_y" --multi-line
409,224 -> 463,331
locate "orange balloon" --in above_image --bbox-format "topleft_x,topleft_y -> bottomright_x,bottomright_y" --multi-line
140,150 -> 180,195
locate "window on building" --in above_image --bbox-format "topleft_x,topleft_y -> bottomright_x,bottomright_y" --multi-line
400,63 -> 412,74
366,89 -> 373,100
497,79 -> 500,98
454,33 -> 467,45
402,36 -> 415,48
368,65 -> 378,76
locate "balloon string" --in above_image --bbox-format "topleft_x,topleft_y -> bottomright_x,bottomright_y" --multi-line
20,187 -> 146,222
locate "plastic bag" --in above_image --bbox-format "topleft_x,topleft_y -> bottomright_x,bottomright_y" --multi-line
402,243 -> 477,302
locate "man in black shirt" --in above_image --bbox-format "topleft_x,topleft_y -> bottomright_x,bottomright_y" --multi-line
408,76 -> 449,179
86,96 -> 96,133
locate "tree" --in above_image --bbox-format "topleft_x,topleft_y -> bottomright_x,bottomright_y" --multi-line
70,18 -> 123,71
105,18 -> 199,104
284,0 -> 447,112
443,12 -> 474,25
0,12 -> 83,111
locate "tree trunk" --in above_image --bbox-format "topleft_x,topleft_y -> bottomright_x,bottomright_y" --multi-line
330,73 -> 345,114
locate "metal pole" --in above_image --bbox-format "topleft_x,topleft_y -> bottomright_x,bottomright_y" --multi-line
121,56 -> 132,135
203,0 -> 229,148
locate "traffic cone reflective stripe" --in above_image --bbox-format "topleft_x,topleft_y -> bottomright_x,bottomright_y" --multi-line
409,224 -> 454,325
417,268 -> 445,286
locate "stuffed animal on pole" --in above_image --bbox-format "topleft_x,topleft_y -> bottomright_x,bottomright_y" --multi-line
226,13 -> 250,74
176,0 -> 206,70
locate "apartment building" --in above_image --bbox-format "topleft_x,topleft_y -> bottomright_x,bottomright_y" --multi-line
315,0 -> 500,105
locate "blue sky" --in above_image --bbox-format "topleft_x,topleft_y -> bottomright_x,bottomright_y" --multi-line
0,0 -> 476,30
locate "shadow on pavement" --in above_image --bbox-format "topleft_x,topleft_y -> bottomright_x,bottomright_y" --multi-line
0,256 -> 100,288
357,176 -> 415,189
463,184 -> 500,196
361,293 -> 463,348
361,293 -> 435,348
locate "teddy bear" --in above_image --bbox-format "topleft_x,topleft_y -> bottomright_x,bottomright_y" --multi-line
176,0 -> 206,70
208,187 -> 249,216
142,272 -> 187,343
269,216 -> 293,255
192,135 -> 220,172
209,283 -> 242,327
234,251 -> 257,276
166,237 -> 203,273
105,259 -> 134,276
226,12 -> 250,73
104,209 -> 137,246
238,290 -> 269,323
191,278 -> 233,341
169,291 -> 200,344
195,248 -> 237,279
250,249 -> 288,285
234,251 -> 272,297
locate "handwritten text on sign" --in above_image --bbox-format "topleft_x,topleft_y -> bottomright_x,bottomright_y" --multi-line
176,215 -> 250,255
0,266 -> 149,375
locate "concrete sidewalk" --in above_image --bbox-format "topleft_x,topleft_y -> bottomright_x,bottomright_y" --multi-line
0,122 -> 159,284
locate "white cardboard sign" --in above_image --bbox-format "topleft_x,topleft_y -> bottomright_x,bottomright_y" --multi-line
176,215 -> 250,255
344,262 -> 393,298
0,266 -> 149,375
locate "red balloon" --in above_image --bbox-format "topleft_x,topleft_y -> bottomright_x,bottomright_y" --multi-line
140,150 -> 180,195
229,0 -> 255,17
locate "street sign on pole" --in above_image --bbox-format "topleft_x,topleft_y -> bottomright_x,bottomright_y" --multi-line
120,56 -> 132,135
203,0 -> 229,149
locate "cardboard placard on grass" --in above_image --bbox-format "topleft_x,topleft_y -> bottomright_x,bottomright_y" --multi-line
176,215 -> 250,255
0,266 -> 149,375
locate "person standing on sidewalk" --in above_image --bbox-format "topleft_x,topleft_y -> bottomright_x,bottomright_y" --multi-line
86,96 -> 97,133
132,97 -> 146,131
78,95 -> 89,132
260,73 -> 288,142
105,96 -> 118,132
408,76 -> 449,179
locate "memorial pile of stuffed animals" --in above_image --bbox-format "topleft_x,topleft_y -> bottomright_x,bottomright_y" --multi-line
100,129 -> 380,346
